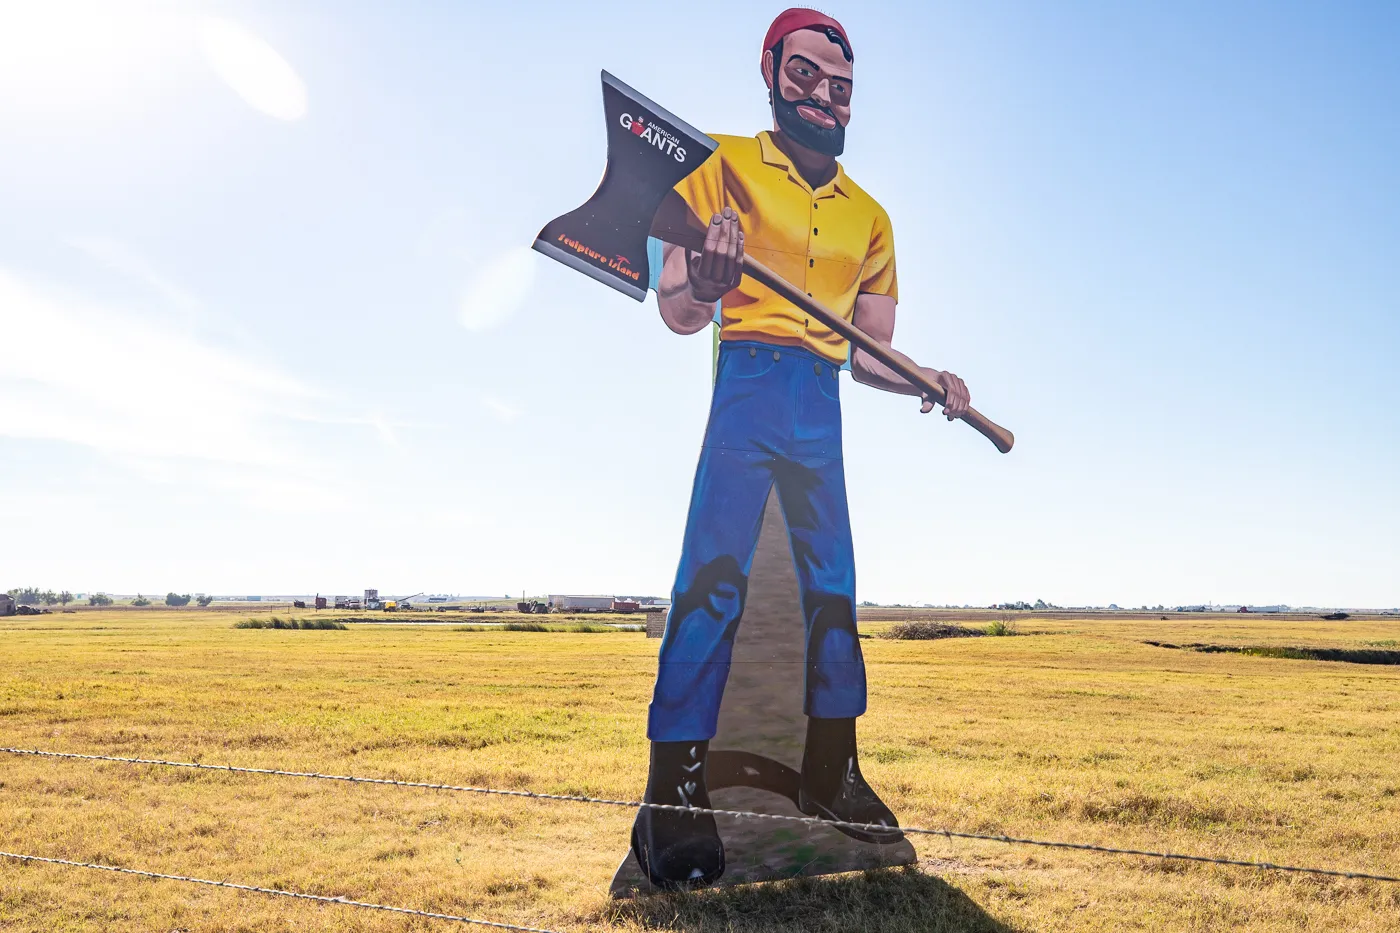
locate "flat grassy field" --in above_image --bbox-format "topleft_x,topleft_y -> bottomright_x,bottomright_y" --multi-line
2,608 -> 1398,932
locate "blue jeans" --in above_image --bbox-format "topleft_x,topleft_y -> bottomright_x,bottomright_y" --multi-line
647,340 -> 866,742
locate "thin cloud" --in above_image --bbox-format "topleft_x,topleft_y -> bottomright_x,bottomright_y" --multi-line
459,246 -> 537,331
0,267 -> 347,508
311,411 -> 445,447
481,395 -> 523,424
68,235 -> 202,319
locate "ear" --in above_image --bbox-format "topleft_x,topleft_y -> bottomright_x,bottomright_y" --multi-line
761,49 -> 775,90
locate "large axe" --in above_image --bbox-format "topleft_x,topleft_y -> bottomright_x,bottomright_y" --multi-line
533,71 -> 1014,454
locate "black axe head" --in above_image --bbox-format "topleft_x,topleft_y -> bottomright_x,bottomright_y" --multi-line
533,71 -> 718,301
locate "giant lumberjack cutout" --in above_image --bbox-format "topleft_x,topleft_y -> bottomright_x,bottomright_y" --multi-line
534,8 -> 1013,893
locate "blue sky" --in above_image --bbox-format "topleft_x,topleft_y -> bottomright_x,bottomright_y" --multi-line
1,1 -> 1395,608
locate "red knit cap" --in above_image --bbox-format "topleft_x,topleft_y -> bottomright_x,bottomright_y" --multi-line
762,8 -> 852,60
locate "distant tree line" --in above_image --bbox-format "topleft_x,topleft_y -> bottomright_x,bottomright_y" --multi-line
6,587 -> 73,606
6,588 -> 219,608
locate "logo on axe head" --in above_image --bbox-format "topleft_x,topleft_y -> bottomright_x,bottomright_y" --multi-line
620,111 -> 688,163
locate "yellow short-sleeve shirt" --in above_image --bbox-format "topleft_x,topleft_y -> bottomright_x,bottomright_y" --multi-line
673,131 -> 897,364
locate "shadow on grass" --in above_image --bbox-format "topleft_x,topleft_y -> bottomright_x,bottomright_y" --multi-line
601,865 -> 1019,933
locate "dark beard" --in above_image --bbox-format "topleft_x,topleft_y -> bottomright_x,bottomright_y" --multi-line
773,93 -> 845,157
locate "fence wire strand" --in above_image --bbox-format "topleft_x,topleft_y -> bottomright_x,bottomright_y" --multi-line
0,849 -> 561,932
4,746 -> 1397,884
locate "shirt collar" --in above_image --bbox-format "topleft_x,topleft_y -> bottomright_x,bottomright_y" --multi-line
756,130 -> 849,199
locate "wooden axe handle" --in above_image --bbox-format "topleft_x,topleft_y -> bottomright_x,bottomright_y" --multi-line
653,229 -> 1014,453
743,255 -> 1014,453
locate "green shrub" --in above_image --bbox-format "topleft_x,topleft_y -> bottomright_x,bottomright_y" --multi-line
985,616 -> 1021,637
234,616 -> 346,631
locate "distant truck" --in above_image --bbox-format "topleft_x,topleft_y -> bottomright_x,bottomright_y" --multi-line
385,593 -> 422,612
549,595 -> 614,613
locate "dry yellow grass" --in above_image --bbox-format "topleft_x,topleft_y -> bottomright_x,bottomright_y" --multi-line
2,608 -> 1398,931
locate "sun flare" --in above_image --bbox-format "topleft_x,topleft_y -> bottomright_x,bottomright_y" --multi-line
198,16 -> 308,122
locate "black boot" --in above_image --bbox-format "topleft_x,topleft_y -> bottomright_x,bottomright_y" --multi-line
631,740 -> 725,889
798,716 -> 903,844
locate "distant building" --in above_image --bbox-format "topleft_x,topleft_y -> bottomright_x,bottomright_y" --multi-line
0,594 -> 14,617
549,595 -> 614,612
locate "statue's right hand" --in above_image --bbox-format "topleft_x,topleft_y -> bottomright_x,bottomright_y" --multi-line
687,206 -> 744,303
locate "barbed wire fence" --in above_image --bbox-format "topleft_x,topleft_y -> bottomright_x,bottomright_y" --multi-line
4,746 -> 1398,883
0,849 -> 562,932
3,745 -> 1398,929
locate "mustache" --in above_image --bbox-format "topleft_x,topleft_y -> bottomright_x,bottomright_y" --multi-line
790,97 -> 837,120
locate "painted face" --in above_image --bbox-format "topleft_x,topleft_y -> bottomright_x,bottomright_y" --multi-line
767,27 -> 853,157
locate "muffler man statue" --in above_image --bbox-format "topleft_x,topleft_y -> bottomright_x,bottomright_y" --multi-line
634,7 -> 973,888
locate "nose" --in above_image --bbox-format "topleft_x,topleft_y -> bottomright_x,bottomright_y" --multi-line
811,78 -> 832,107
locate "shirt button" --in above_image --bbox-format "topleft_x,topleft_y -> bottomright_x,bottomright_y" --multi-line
813,227 -> 819,235
808,258 -> 814,267
813,202 -> 819,210
773,351 -> 781,361
748,348 -> 756,357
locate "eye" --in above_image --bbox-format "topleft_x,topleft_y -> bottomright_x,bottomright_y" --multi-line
832,81 -> 849,95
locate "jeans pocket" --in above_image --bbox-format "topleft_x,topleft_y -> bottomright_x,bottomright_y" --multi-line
815,367 -> 841,402
723,348 -> 777,381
